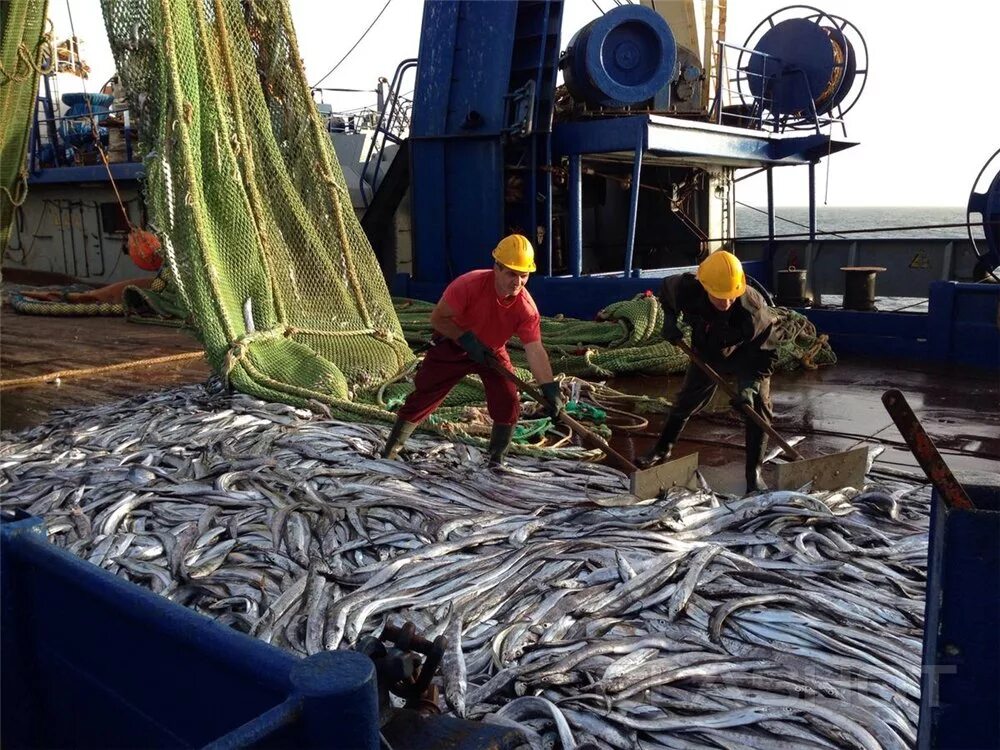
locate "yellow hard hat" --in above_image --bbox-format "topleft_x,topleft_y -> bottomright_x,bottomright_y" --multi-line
492,234 -> 536,273
697,250 -> 746,300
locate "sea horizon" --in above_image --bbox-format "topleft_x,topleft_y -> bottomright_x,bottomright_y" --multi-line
735,205 -> 979,240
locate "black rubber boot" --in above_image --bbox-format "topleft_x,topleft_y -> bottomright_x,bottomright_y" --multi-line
487,423 -> 515,467
745,428 -> 768,494
381,417 -> 418,459
636,414 -> 687,469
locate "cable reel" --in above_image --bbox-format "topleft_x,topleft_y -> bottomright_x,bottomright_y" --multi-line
737,5 -> 868,129
561,5 -> 677,108
967,148 -> 1000,279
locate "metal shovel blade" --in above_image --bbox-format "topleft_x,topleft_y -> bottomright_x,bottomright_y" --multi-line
774,446 -> 869,491
629,452 -> 700,498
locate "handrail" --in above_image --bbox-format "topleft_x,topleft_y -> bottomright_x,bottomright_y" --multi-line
29,92 -> 138,170
712,40 -> 849,135
359,58 -> 417,208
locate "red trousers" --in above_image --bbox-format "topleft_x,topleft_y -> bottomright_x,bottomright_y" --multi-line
396,339 -> 520,426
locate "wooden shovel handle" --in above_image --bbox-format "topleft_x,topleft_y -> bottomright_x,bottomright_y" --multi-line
675,341 -> 804,461
483,356 -> 638,473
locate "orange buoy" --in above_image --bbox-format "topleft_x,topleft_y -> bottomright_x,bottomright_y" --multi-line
127,229 -> 163,271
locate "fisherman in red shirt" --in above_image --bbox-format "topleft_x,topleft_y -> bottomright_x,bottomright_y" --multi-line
381,234 -> 564,466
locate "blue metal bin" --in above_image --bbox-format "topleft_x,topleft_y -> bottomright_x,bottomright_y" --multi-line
918,480 -> 1000,749
1,513 -> 379,750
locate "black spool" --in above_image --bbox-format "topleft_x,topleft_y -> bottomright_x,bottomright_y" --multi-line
841,266 -> 885,311
775,267 -> 810,307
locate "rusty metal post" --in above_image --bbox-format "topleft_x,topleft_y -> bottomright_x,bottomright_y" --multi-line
881,389 -> 975,510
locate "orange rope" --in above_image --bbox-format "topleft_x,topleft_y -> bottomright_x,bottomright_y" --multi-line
0,351 -> 204,390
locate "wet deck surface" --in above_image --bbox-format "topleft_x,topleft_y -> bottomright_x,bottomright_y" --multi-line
612,359 -> 1000,494
813,295 -> 930,313
1,312 -> 210,432
2,310 -> 997,493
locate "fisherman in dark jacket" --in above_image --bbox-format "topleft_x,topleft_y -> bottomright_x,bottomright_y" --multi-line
637,250 -> 779,493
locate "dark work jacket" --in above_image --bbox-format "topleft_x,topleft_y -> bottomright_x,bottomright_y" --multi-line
658,273 -> 779,379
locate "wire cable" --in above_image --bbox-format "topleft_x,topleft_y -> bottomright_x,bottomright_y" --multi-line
717,220 -> 997,243
736,200 -> 850,240
311,0 -> 394,89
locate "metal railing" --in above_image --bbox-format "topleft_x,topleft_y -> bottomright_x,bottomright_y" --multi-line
711,41 -> 847,136
359,58 -> 417,208
28,94 -> 138,173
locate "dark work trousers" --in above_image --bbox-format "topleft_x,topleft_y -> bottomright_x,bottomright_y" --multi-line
396,339 -> 520,426
661,363 -> 773,464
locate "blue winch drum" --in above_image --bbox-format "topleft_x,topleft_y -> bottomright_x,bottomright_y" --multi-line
984,170 -> 1000,264
562,5 -> 677,107
747,17 -> 846,116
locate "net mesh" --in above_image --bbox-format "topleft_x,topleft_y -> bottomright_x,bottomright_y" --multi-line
1,0 -> 51,253
100,0 -> 412,417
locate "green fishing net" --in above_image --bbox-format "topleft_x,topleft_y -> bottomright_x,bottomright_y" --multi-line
101,0 -> 412,421
1,0 -> 51,253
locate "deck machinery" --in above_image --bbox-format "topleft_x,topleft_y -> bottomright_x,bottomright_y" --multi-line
405,0 -> 859,311
393,0 -> 999,368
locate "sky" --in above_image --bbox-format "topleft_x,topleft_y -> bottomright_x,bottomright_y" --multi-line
48,0 -> 999,207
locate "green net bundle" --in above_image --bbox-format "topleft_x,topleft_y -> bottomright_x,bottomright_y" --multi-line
394,294 -> 836,380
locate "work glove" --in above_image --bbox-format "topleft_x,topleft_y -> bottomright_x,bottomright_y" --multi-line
458,331 -> 490,365
730,381 -> 760,411
539,381 -> 565,419
661,313 -> 683,345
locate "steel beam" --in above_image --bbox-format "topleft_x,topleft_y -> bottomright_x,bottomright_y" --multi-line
569,154 -> 583,278
27,163 -> 143,185
553,115 -> 857,167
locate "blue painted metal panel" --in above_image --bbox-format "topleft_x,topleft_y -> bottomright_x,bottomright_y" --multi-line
1,515 -> 379,750
446,140 -> 505,277
410,0 -> 527,284
27,162 -> 143,184
918,482 -> 1000,750
395,263 -> 770,321
798,307 -> 929,361
411,1 -> 519,135
929,282 -> 1000,369
411,2 -> 461,136
410,138 -> 505,280
409,141 -> 448,281
552,116 -> 648,156
552,116 -> 855,165
928,281 -> 957,363
528,275 -> 671,318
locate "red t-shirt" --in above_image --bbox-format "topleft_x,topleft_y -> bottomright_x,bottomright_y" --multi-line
440,269 -> 541,351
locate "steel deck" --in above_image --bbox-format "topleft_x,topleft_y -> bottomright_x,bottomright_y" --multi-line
3,309 -> 997,492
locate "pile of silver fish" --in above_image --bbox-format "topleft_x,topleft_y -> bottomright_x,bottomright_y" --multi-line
1,382 -> 931,750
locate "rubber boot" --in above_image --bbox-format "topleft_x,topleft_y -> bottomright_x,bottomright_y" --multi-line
636,414 -> 687,469
745,427 -> 768,494
487,423 -> 515,467
381,417 -> 418,459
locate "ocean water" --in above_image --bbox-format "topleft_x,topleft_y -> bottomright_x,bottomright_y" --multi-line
735,206 -> 982,241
